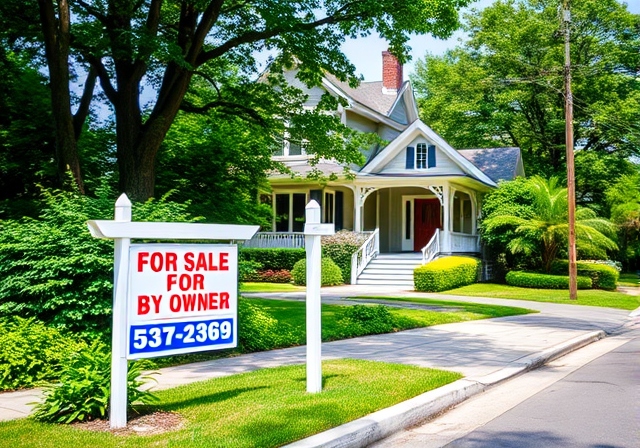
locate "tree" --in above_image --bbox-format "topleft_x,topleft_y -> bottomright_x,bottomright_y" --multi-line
482,176 -> 617,273
412,0 -> 640,183
606,172 -> 640,270
1,0 -> 472,201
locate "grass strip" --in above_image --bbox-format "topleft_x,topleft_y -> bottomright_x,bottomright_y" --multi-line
618,272 -> 639,288
441,283 -> 640,310
240,282 -> 305,293
0,360 -> 461,448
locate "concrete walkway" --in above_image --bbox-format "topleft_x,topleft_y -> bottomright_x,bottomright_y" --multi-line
1,286 -> 636,426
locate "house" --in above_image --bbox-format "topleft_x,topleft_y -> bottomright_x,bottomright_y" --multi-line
247,52 -> 525,285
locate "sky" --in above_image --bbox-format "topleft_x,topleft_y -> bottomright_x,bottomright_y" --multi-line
340,0 -> 640,82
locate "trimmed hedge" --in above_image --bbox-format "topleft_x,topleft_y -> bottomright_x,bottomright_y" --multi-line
291,258 -> 343,286
239,248 -> 306,271
414,256 -> 481,292
550,260 -> 619,291
506,271 -> 592,289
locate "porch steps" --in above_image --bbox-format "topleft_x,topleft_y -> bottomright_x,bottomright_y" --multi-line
356,253 -> 423,287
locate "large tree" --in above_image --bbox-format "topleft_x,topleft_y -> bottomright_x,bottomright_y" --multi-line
412,0 -> 640,178
1,0 -> 471,201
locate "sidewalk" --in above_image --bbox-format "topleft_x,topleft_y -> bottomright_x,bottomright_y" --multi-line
0,287 -> 635,441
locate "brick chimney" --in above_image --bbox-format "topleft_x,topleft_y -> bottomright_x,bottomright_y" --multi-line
382,50 -> 403,94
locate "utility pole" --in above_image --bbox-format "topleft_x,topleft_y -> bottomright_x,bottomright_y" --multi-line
563,0 -> 578,300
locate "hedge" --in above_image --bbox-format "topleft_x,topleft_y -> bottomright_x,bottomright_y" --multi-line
239,248 -> 305,271
322,231 -> 369,284
414,256 -> 481,292
291,258 -> 343,286
506,271 -> 592,289
550,260 -> 619,291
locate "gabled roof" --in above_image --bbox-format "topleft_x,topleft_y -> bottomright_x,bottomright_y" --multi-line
323,73 -> 398,116
458,147 -> 525,183
359,120 -> 498,187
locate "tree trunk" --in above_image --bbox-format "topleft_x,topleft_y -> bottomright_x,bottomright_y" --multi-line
37,0 -> 84,193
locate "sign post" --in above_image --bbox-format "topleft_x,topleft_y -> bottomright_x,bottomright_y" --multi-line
87,194 -> 258,429
303,200 -> 334,393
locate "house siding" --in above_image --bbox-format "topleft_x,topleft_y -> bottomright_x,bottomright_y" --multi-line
379,137 -> 464,175
388,99 -> 408,125
283,70 -> 325,107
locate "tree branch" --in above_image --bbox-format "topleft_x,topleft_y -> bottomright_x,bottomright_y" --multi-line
85,55 -> 118,102
74,0 -> 108,23
180,100 -> 267,127
73,67 -> 97,139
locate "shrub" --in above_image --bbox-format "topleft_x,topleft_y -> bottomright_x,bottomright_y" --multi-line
550,260 -> 619,290
322,230 -> 369,284
0,186 -> 197,336
237,299 -> 298,351
291,258 -> 343,286
243,269 -> 292,283
414,256 -> 481,292
506,271 -> 592,289
31,341 -> 157,423
332,305 -> 397,339
0,317 -> 86,391
239,248 -> 305,271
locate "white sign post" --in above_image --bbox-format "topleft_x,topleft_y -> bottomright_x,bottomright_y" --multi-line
303,200 -> 334,393
87,194 -> 258,429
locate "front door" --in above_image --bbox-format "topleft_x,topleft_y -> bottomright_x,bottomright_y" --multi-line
414,199 -> 441,251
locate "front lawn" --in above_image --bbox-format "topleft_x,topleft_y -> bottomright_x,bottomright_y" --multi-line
0,360 -> 461,448
618,272 -> 639,288
443,283 -> 640,310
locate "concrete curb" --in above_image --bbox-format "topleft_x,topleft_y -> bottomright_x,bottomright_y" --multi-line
284,330 -> 606,448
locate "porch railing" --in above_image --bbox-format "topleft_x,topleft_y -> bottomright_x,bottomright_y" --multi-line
243,232 -> 305,249
450,232 -> 480,253
421,228 -> 441,265
350,229 -> 380,284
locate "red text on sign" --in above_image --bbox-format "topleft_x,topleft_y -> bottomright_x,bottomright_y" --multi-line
184,252 -> 229,271
137,252 -> 178,272
137,295 -> 162,315
169,292 -> 230,313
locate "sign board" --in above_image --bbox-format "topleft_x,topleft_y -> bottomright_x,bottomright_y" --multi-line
127,244 -> 238,359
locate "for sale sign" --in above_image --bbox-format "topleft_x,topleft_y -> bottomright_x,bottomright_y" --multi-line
126,244 -> 237,359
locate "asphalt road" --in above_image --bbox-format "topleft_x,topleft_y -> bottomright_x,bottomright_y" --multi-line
444,333 -> 640,448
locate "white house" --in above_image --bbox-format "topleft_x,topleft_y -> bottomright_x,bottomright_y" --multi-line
247,52 -> 525,285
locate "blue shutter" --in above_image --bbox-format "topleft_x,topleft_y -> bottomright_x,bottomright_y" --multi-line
405,146 -> 415,169
427,145 -> 436,168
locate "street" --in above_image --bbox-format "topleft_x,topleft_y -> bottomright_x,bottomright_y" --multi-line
373,324 -> 640,448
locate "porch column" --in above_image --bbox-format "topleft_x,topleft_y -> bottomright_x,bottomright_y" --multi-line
442,183 -> 451,253
354,186 -> 362,232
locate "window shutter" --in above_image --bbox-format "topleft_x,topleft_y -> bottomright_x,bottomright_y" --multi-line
405,146 -> 415,169
427,145 -> 436,168
335,192 -> 344,231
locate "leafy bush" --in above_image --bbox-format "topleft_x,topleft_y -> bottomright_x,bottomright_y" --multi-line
31,341 -> 157,423
0,317 -> 86,391
322,230 -> 369,284
239,248 -> 305,271
550,260 -> 619,290
244,269 -> 292,283
0,186 -> 197,336
506,271 -> 592,289
238,299 -> 297,351
291,258 -> 343,286
414,256 -> 481,292
332,305 -> 397,338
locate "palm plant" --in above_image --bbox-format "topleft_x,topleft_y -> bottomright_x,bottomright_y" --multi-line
482,176 -> 617,273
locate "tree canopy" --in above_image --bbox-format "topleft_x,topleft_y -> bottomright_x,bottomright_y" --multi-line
411,0 -> 640,180
0,0 -> 472,200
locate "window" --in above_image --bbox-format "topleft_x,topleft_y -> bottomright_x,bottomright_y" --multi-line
324,192 -> 335,223
274,193 -> 306,232
416,144 -> 428,169
411,143 -> 436,170
452,191 -> 472,234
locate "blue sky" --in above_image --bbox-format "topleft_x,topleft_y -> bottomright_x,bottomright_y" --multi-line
340,0 -> 640,82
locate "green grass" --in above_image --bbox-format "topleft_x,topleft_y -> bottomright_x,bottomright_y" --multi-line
239,282 -> 305,293
0,360 -> 461,448
618,272 -> 639,288
442,283 -> 640,310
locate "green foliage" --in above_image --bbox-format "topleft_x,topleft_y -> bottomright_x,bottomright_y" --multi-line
412,0 -> 640,185
606,172 -> 640,270
291,258 -> 344,286
237,299 -> 296,352
0,317 -> 86,391
243,269 -> 292,283
506,271 -> 592,290
414,256 -> 481,292
239,247 -> 306,271
482,176 -> 617,273
31,341 -> 157,424
322,230 -> 369,284
334,305 -> 397,337
550,260 -> 620,291
0,186 -> 197,336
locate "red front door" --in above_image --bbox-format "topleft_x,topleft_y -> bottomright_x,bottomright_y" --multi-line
414,199 -> 441,251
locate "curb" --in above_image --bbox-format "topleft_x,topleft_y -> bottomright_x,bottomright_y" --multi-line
284,330 -> 605,448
